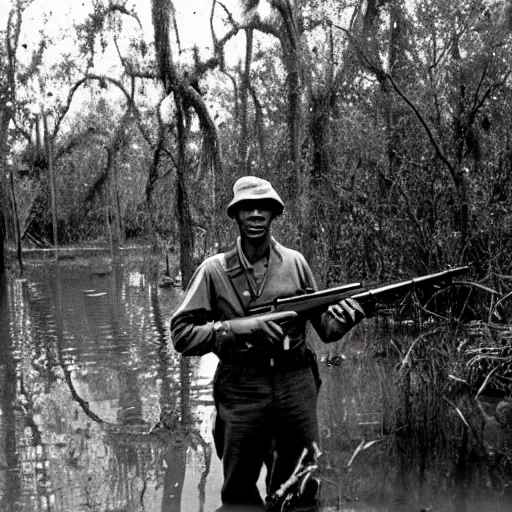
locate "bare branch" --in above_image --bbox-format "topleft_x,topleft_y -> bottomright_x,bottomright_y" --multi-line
399,329 -> 443,370
54,75 -> 129,137
170,2 -> 181,53
491,273 -> 512,282
12,118 -> 32,144
217,1 -> 237,26
210,0 -> 219,53
472,61 -> 489,112
469,71 -> 511,124
443,396 -> 470,428
160,146 -> 178,170
53,74 -> 153,148
475,364 -> 503,399
385,74 -> 457,179
218,0 -> 281,39
54,128 -> 108,160
346,437 -> 385,468
449,374 -> 470,385
452,281 -> 500,295
332,23 -> 458,182
105,3 -> 143,30
492,290 -> 512,320
428,27 -> 467,71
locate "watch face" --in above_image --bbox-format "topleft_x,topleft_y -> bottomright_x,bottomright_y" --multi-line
214,321 -> 230,337
214,321 -> 225,332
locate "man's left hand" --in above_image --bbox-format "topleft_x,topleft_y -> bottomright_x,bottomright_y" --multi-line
327,298 -> 366,328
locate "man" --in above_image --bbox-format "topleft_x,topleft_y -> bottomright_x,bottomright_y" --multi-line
170,176 -> 366,510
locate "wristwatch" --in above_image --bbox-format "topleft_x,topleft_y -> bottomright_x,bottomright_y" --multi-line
213,321 -> 231,339
213,321 -> 234,354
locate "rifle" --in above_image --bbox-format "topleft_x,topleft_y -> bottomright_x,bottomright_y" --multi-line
248,266 -> 470,319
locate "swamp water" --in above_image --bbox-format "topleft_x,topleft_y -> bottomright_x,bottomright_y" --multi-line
0,254 -> 511,512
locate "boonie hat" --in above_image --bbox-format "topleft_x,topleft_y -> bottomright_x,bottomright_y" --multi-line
227,176 -> 285,218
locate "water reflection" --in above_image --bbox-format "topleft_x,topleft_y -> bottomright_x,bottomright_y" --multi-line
1,276 -> 22,512
1,261 -> 511,512
1,262 -> 220,512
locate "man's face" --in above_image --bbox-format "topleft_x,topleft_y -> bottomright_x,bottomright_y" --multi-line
235,200 -> 275,242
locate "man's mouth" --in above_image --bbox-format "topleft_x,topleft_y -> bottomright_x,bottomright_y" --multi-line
246,225 -> 266,235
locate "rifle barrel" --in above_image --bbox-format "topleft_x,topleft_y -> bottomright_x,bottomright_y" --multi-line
352,266 -> 470,302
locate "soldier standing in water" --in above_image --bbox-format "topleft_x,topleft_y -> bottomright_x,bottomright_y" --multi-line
170,176 -> 366,510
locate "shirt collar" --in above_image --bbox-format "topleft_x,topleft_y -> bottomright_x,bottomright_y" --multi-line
236,236 -> 253,270
236,236 -> 282,270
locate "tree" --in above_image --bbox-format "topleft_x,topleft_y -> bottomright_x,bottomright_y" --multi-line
0,0 -> 27,272
3,0 -> 512,285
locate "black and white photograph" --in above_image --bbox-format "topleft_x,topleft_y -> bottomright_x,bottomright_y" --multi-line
1,1 -> 512,511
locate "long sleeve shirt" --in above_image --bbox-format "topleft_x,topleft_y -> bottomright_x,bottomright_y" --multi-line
170,237 -> 352,357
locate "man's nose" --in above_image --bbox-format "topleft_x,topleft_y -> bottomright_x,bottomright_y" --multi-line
248,208 -> 264,217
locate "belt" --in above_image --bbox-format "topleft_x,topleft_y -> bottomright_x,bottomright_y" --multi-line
218,346 -> 312,369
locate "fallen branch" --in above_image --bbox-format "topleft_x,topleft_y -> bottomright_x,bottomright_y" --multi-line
475,363 -> 504,399
443,396 -> 470,429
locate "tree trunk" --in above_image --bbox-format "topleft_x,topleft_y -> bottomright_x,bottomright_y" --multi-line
248,84 -> 266,165
111,155 -> 123,253
9,169 -> 23,276
0,105 -> 12,275
145,129 -> 166,250
67,114 -> 130,239
269,0 -> 305,196
105,148 -> 122,260
302,92 -> 333,269
283,45 -> 302,195
240,28 -> 254,173
451,37 -> 470,251
175,96 -> 195,288
0,210 -> 4,273
0,169 -> 7,275
385,0 -> 406,177
453,170 -> 469,248
43,114 -> 59,260
1,5 -> 21,264
151,0 -> 222,278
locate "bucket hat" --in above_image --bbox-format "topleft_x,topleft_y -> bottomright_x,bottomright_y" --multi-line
227,176 -> 284,218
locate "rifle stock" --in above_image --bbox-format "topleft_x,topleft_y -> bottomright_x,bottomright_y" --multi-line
248,266 -> 469,320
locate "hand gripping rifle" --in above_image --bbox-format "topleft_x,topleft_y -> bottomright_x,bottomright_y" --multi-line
248,266 -> 470,320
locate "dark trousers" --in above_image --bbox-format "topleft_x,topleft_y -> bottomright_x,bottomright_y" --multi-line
213,363 -> 319,506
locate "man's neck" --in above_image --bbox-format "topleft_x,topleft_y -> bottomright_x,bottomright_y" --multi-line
241,236 -> 270,265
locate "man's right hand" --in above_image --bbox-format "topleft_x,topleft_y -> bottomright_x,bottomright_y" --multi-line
225,311 -> 298,350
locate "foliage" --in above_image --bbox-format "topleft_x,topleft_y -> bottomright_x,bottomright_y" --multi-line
1,0 -> 512,287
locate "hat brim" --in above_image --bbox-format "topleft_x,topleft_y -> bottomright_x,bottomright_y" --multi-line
227,198 -> 284,219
